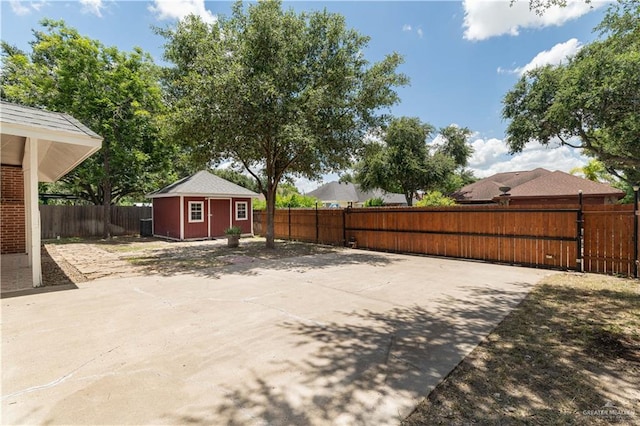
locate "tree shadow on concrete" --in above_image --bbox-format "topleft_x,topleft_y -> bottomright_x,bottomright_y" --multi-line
168,284 -> 551,425
126,245 -> 397,280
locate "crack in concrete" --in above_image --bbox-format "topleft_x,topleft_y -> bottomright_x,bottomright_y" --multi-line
1,346 -> 120,400
243,299 -> 327,327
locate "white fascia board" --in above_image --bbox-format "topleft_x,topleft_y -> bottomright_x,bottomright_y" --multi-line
1,122 -> 102,147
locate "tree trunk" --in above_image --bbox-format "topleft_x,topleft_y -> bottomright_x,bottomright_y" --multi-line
103,181 -> 112,239
102,142 -> 112,239
406,191 -> 413,207
265,185 -> 276,249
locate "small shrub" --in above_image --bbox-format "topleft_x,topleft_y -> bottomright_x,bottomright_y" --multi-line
364,197 -> 385,207
224,226 -> 242,236
415,191 -> 456,207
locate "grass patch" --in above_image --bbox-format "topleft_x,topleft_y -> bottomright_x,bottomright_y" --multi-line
403,273 -> 640,425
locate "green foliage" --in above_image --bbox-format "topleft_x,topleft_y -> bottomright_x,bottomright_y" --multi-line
570,159 -> 613,183
211,168 -> 260,193
441,169 -> 478,194
415,191 -> 456,207
159,0 -> 407,247
517,0 -> 592,16
502,1 -> 640,180
364,197 -> 385,207
355,117 -> 473,206
253,192 -> 318,210
338,173 -> 355,184
438,126 -> 473,168
224,226 -> 242,236
1,20 -> 175,206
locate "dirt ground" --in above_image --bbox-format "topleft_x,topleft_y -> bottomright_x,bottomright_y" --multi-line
42,236 -> 338,285
403,273 -> 640,425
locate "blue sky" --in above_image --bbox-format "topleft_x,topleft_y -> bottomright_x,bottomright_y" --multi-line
1,0 -> 609,191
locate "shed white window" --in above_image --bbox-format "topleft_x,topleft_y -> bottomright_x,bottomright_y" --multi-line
189,201 -> 204,223
235,201 -> 248,220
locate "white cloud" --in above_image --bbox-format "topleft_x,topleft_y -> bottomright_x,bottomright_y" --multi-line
469,137 -> 588,178
517,38 -> 582,74
463,0 -> 604,41
149,0 -> 217,24
497,38 -> 582,75
30,0 -> 46,11
80,0 -> 104,17
402,24 -> 424,39
10,0 -> 33,15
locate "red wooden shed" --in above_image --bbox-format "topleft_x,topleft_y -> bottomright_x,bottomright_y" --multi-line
147,170 -> 258,240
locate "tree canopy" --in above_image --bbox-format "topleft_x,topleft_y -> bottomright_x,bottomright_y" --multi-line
502,1 -> 640,184
1,20 -> 175,235
159,0 -> 407,247
355,118 -> 473,206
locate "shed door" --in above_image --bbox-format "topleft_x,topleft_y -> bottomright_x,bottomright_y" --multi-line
209,199 -> 231,238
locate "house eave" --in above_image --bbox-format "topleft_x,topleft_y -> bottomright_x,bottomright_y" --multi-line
147,192 -> 258,199
491,193 -> 625,202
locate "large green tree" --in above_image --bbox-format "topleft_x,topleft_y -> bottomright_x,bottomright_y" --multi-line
159,0 -> 407,248
1,20 -> 174,237
356,118 -> 473,206
502,1 -> 640,184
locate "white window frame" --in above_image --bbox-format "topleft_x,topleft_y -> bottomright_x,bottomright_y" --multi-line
235,201 -> 248,221
188,201 -> 204,223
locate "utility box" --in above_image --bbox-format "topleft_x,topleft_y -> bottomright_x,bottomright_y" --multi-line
140,218 -> 152,237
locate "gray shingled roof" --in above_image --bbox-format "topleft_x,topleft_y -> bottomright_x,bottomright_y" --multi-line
0,100 -> 102,140
148,170 -> 259,198
307,181 -> 407,205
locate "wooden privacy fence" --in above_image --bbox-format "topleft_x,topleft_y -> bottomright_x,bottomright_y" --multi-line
583,204 -> 637,277
40,205 -> 152,239
254,203 -> 639,277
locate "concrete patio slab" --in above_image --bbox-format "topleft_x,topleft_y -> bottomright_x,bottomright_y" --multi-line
1,250 -> 553,425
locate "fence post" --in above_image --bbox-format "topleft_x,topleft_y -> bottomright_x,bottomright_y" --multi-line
634,185 -> 639,279
342,207 -> 347,247
576,190 -> 584,272
288,206 -> 291,241
315,202 -> 319,243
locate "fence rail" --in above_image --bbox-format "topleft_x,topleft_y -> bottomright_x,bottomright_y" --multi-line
40,205 -> 151,239
254,203 -> 639,277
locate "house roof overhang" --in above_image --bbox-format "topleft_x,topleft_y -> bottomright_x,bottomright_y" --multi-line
1,121 -> 102,182
147,193 -> 257,199
491,193 -> 625,203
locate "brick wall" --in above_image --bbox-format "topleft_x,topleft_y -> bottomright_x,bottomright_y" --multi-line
1,165 -> 26,254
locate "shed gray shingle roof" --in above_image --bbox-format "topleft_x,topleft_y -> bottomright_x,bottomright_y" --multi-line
148,170 -> 259,198
0,100 -> 102,140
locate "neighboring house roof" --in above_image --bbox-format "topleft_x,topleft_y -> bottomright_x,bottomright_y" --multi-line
508,171 -> 625,198
147,170 -> 259,198
453,168 -> 624,203
307,181 -> 407,205
0,100 -> 102,182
